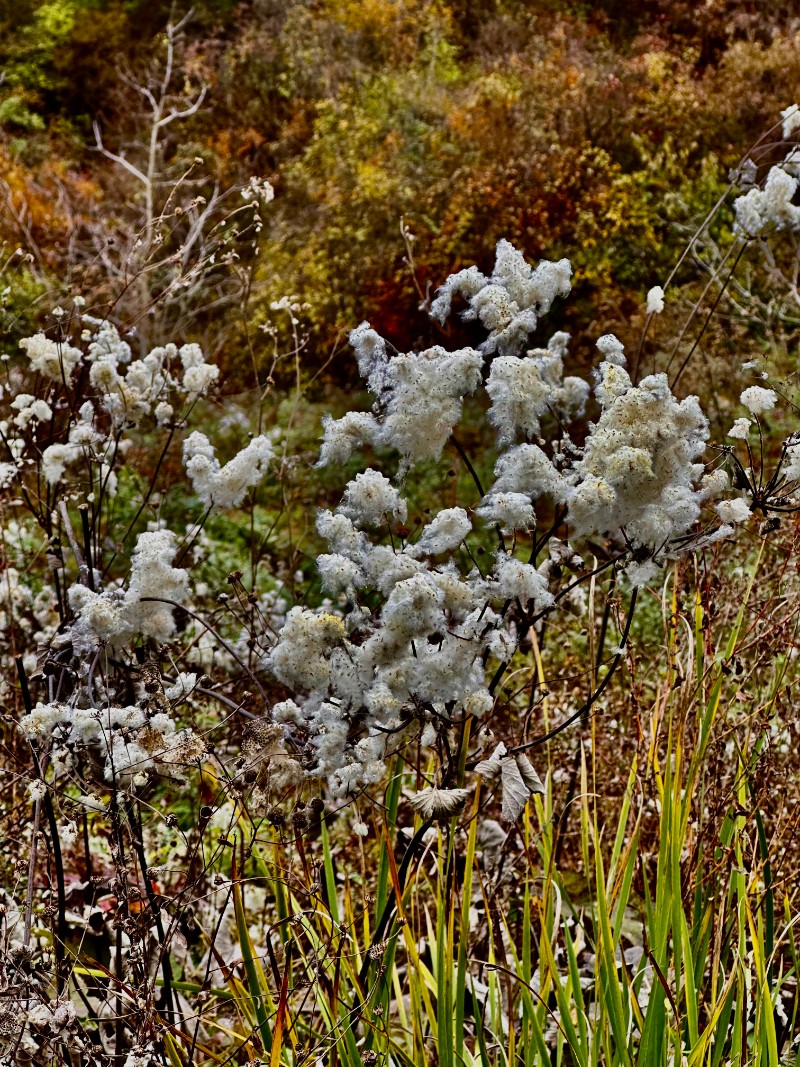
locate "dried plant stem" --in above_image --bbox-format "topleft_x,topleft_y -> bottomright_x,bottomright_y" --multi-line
58,499 -> 89,586
23,796 -> 41,948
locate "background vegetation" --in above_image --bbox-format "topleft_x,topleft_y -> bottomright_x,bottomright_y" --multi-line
2,0 -> 800,368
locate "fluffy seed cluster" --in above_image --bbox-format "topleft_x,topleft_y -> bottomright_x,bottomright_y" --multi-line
68,530 -> 189,653
740,386 -> 778,416
567,361 -> 709,550
430,238 -> 572,357
275,240 -> 762,794
183,431 -> 275,508
19,334 -> 82,380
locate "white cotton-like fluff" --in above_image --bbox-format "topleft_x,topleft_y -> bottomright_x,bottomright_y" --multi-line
86,322 -> 131,404
60,822 -> 78,848
594,360 -> 633,407
428,264 -> 488,324
349,322 -> 390,394
624,559 -> 662,589
0,461 -> 16,487
379,345 -> 483,467
336,469 -> 407,527
272,698 -> 303,725
475,491 -> 537,531
179,343 -> 205,369
183,431 -> 275,508
268,608 -> 346,691
155,401 -> 173,426
69,401 -> 101,447
493,443 -> 566,498
182,362 -> 219,398
716,497 -> 751,525
89,354 -> 121,391
317,410 -> 379,467
68,529 -> 189,650
322,248 -> 573,470
486,355 -> 552,444
596,334 -> 626,366
86,319 -> 132,364
342,327 -> 484,468
698,468 -> 729,501
378,573 -> 445,644
488,553 -> 554,613
408,630 -> 487,707
782,438 -> 800,482
740,386 -> 777,416
180,344 -> 219,398
361,545 -> 424,596
734,166 -> 800,236
11,394 -> 52,429
92,344 -> 174,428
41,443 -> 75,485
407,508 -> 472,556
125,529 -> 189,634
242,176 -> 275,203
483,330 -> 589,446
430,239 -> 571,357
27,779 -> 47,801
646,286 -> 665,314
19,334 -> 82,380
317,509 -> 371,558
429,561 -> 483,618
494,242 -> 572,316
532,333 -> 589,410
782,104 -> 800,140
317,553 -> 366,595
568,371 -> 709,549
728,417 -> 752,439
164,672 -> 198,702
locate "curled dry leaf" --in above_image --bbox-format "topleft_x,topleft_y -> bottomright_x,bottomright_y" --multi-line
475,741 -> 508,778
476,741 -> 544,822
407,786 -> 471,821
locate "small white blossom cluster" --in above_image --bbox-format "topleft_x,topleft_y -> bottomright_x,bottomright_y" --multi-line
734,165 -> 800,237
19,699 -> 205,787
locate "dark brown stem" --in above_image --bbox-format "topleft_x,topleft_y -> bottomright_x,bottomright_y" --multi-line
509,586 -> 637,752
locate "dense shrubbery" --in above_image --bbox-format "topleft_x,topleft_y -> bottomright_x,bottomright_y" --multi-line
3,2 -> 800,365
